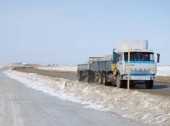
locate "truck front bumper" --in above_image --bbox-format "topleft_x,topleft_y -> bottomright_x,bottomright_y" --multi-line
123,74 -> 155,80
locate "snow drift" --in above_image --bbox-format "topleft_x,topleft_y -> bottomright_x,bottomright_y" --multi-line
4,69 -> 170,126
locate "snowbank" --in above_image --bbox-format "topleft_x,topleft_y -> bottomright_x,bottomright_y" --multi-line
38,65 -> 77,72
4,69 -> 170,126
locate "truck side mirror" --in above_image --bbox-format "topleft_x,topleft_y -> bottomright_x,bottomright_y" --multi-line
113,52 -> 117,63
157,53 -> 160,63
113,49 -> 117,63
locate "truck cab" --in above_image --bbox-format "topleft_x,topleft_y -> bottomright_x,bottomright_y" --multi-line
77,40 -> 159,89
115,40 -> 160,89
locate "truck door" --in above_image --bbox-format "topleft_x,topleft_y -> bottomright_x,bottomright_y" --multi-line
117,53 -> 123,75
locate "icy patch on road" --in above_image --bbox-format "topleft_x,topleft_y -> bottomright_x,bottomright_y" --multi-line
37,65 -> 77,72
4,69 -> 170,126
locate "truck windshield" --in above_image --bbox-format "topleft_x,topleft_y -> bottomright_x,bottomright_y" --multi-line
124,52 -> 154,62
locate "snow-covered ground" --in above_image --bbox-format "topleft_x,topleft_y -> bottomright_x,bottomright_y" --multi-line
38,65 -> 77,72
157,65 -> 170,76
38,65 -> 170,76
4,69 -> 170,126
0,65 -> 3,69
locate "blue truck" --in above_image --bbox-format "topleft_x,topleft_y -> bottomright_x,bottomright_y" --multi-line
77,40 -> 160,89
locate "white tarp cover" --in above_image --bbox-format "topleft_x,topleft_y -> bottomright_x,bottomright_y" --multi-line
117,40 -> 148,52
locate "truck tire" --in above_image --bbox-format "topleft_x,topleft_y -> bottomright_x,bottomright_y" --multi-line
116,74 -> 123,88
90,72 -> 95,82
85,76 -> 90,83
77,71 -> 82,81
102,72 -> 106,85
98,73 -> 103,84
111,75 -> 117,87
122,80 -> 127,88
102,72 -> 108,85
145,80 -> 153,89
85,71 -> 91,83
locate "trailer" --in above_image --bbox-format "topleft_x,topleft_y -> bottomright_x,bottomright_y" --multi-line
77,40 -> 160,89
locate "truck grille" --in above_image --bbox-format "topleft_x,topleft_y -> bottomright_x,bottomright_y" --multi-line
131,69 -> 150,74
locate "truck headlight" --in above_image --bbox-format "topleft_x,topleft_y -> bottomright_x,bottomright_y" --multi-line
150,69 -> 155,74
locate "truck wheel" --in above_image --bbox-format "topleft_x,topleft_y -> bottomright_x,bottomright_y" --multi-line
90,72 -> 94,82
85,76 -> 90,83
85,71 -> 91,83
122,80 -> 127,88
111,76 -> 117,86
145,80 -> 153,89
98,73 -> 103,84
77,71 -> 81,81
102,73 -> 106,85
116,74 -> 123,88
130,83 -> 136,89
103,73 -> 108,85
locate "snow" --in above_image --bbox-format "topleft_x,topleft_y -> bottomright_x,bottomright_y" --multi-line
4,69 -> 170,126
157,65 -> 170,76
38,65 -> 77,72
38,65 -> 170,76
0,65 -> 3,69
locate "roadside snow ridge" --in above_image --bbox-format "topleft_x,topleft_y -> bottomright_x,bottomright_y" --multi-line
4,69 -> 170,126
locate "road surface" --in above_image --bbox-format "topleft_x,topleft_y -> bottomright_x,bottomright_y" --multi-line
0,69 -> 145,126
14,67 -> 170,97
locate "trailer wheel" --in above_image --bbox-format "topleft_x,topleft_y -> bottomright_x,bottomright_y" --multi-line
85,76 -> 90,83
77,71 -> 82,81
116,74 -> 123,88
98,73 -> 103,84
111,76 -> 117,86
102,72 -> 108,85
102,73 -> 106,85
145,80 -> 153,89
90,72 -> 95,82
85,71 -> 91,83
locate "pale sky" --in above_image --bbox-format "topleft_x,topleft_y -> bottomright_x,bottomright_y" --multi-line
0,0 -> 170,65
